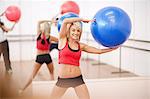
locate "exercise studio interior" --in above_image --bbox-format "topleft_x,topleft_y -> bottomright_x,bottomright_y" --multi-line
0,0 -> 150,99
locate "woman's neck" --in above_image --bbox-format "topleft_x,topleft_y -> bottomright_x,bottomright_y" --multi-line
68,38 -> 78,44
41,32 -> 49,37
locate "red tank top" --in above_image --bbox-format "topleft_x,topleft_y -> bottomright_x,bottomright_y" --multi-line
59,41 -> 81,66
36,33 -> 50,50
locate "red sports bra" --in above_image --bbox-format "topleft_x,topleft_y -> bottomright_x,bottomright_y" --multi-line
59,41 -> 81,66
36,33 -> 50,50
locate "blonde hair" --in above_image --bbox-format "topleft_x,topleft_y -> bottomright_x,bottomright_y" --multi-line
40,22 -> 51,34
73,22 -> 82,30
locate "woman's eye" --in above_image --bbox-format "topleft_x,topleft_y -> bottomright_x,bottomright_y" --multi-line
77,30 -> 80,32
72,29 -> 75,32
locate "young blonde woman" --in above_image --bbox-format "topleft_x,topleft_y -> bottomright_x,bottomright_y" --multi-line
50,17 -> 118,99
19,20 -> 58,93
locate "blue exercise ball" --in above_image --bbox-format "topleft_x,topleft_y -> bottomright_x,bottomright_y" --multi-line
57,12 -> 79,31
90,7 -> 132,47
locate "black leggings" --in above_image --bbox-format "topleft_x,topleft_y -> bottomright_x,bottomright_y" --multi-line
0,40 -> 12,71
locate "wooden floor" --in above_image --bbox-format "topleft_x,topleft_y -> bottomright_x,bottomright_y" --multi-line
0,58 -> 137,99
32,77 -> 150,99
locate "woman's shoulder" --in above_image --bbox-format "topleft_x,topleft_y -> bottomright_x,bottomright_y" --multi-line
58,37 -> 67,49
37,32 -> 42,36
79,42 -> 87,50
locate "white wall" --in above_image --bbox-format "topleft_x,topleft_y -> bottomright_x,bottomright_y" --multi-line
0,0 -> 150,76
97,0 -> 150,76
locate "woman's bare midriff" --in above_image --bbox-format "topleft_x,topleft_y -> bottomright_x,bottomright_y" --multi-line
58,64 -> 81,78
37,49 -> 49,55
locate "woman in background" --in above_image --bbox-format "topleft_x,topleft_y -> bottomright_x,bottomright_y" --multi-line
19,20 -> 58,93
0,12 -> 17,74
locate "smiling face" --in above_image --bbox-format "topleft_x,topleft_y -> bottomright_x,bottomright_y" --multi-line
69,22 -> 82,41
